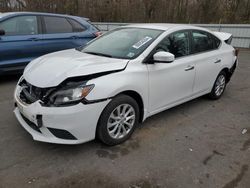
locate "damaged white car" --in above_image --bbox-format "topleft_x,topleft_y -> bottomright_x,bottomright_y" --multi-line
14,24 -> 238,145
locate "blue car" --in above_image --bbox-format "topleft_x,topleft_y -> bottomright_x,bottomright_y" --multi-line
0,12 -> 100,75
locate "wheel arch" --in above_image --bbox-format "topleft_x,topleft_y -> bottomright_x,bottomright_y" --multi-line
220,67 -> 230,83
116,90 -> 145,123
95,90 -> 145,140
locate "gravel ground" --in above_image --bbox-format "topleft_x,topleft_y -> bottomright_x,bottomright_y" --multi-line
0,50 -> 249,188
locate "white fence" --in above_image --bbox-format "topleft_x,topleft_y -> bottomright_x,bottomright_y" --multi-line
93,22 -> 250,48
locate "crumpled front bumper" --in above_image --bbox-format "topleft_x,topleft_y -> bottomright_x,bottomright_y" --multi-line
14,85 -> 110,145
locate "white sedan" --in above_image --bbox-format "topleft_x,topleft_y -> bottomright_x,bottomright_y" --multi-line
14,24 -> 238,145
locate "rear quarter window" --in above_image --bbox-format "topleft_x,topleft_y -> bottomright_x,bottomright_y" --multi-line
211,34 -> 221,48
87,20 -> 100,31
67,19 -> 86,32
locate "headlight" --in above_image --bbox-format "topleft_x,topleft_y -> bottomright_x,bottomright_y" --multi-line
49,84 -> 94,106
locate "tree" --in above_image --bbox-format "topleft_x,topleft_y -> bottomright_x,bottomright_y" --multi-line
0,0 -> 249,24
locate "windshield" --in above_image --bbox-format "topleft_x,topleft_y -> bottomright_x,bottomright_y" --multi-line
81,28 -> 163,59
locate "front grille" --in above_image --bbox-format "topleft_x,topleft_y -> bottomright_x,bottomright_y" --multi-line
20,113 -> 41,133
18,79 -> 52,104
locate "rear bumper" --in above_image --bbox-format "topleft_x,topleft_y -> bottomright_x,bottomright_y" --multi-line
14,87 -> 110,144
228,59 -> 238,82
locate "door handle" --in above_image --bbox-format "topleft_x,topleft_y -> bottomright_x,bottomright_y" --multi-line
185,65 -> 195,71
28,38 -> 39,41
70,36 -> 79,39
214,59 -> 221,64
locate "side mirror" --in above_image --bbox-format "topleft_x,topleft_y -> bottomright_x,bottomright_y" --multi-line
153,51 -> 175,63
0,29 -> 5,36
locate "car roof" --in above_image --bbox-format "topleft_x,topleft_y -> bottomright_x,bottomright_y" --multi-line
0,12 -> 88,20
124,23 -> 209,32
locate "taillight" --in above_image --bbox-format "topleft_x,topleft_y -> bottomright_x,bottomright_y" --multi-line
234,49 -> 239,57
94,32 -> 102,37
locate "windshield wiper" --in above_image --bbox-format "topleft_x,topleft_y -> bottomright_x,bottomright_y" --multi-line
84,51 -> 113,58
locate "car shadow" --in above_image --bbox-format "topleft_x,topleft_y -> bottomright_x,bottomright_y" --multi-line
29,95 -> 214,154
0,74 -> 22,84
141,95 -> 212,127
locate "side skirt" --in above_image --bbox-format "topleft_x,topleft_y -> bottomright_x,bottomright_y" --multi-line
146,89 -> 210,119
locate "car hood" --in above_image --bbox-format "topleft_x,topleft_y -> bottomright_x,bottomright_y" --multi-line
24,49 -> 129,88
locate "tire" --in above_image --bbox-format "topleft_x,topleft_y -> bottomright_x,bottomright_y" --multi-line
208,71 -> 227,100
97,94 -> 140,146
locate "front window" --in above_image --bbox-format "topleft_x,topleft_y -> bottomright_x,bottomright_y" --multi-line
156,31 -> 190,58
81,28 -> 163,59
0,16 -> 38,35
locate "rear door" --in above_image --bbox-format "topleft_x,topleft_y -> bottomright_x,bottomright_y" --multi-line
0,15 -> 43,71
190,30 -> 223,94
40,16 -> 94,54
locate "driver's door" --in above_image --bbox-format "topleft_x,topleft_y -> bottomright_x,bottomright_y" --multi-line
147,30 -> 195,115
0,15 -> 43,70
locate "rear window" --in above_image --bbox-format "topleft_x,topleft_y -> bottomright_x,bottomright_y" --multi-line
44,16 -> 73,34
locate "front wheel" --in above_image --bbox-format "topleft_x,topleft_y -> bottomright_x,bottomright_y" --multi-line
208,71 -> 227,100
97,95 -> 139,146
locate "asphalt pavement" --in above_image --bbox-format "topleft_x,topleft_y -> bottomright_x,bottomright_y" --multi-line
0,50 -> 249,188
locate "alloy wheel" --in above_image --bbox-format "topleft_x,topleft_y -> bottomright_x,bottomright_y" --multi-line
215,74 -> 226,96
107,104 -> 136,139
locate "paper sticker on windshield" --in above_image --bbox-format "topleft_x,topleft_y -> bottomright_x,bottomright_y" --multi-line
127,52 -> 135,58
132,36 -> 152,49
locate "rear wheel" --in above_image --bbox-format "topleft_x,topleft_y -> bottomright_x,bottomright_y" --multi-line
208,71 -> 227,100
97,95 -> 139,146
